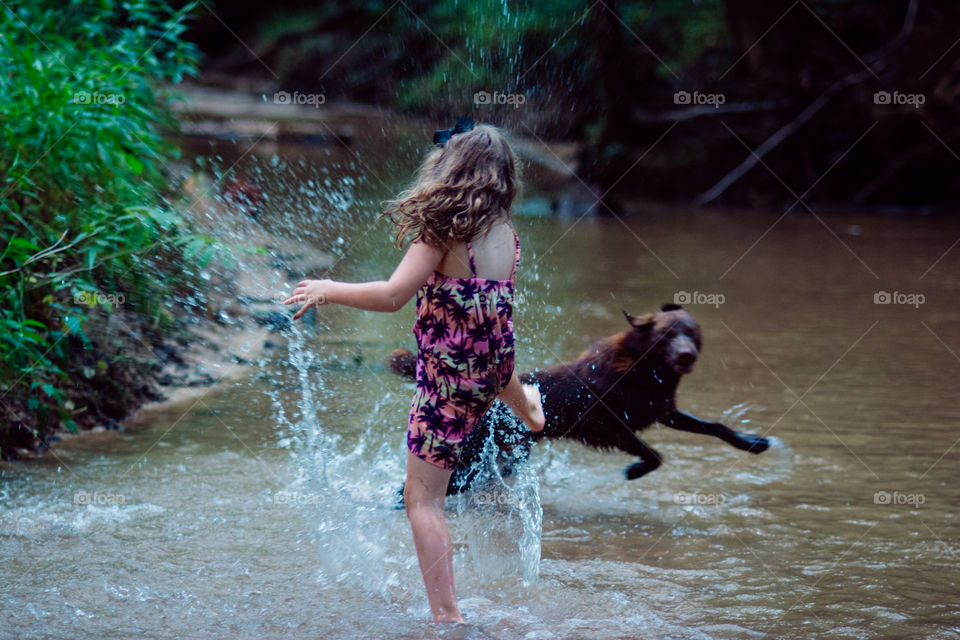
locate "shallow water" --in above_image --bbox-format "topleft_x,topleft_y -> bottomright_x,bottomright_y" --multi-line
3,126 -> 960,639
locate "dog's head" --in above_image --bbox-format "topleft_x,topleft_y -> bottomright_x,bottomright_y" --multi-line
621,304 -> 702,375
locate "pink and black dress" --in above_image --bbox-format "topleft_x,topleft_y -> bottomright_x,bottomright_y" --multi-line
406,228 -> 521,470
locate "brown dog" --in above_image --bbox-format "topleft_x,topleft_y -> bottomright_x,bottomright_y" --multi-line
390,303 -> 770,494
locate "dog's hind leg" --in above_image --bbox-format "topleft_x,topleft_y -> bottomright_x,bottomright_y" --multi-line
662,410 -> 769,454
619,435 -> 664,480
444,406 -> 532,496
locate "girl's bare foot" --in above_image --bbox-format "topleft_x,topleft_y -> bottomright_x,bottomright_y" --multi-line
522,384 -> 545,432
433,612 -> 466,623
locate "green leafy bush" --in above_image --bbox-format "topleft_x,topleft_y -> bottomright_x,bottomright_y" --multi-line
0,0 -> 201,455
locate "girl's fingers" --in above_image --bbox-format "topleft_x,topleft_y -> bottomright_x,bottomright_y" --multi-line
284,283 -> 322,317
291,300 -> 320,320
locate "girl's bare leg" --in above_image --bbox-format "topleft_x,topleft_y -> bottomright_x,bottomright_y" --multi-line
497,373 -> 545,432
404,452 -> 464,623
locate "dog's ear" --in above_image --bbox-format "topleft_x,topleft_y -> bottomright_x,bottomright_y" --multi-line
660,303 -> 683,312
623,310 -> 655,329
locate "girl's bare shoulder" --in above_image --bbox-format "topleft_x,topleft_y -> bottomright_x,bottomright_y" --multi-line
435,221 -> 515,279
468,221 -> 516,279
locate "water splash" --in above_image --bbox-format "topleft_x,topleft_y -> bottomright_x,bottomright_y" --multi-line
270,324 -> 543,603
449,402 -> 543,588
270,324 -> 405,599
720,403 -> 794,485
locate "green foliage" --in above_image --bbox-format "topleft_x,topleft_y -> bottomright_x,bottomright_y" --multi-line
621,0 -> 728,75
390,0 -> 726,113
392,0 -> 588,112
0,0 -> 201,452
250,1 -> 726,117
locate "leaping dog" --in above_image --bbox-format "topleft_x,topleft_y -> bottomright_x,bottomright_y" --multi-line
390,304 -> 770,494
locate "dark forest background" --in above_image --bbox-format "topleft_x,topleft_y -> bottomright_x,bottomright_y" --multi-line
188,0 -> 960,211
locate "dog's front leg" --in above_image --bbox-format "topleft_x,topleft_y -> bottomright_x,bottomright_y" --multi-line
620,435 -> 664,480
662,410 -> 769,454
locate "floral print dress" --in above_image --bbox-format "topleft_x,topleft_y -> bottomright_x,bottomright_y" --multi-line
406,228 -> 520,470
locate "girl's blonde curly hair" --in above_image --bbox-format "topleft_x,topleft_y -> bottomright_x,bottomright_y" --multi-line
382,124 -> 520,248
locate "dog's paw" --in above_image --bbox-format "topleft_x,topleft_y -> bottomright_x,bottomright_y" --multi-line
743,434 -> 770,454
624,459 -> 660,480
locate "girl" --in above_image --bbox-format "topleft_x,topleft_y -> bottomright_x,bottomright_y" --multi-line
284,120 -> 544,623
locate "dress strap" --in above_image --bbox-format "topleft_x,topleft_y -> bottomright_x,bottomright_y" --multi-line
510,227 -> 520,280
466,239 -> 478,276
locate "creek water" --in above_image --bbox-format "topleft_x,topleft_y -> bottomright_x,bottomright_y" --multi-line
2,120 -> 959,639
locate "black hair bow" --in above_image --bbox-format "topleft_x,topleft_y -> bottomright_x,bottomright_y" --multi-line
433,117 -> 475,146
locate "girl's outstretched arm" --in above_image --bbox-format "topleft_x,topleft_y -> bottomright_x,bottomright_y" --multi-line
498,373 -> 545,432
284,241 -> 443,318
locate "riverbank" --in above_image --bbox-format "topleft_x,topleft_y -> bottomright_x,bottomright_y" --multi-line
7,82 -> 355,458
0,2 -> 205,461
16,195 -> 333,457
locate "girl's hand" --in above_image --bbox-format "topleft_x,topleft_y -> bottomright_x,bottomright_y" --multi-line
284,279 -> 330,320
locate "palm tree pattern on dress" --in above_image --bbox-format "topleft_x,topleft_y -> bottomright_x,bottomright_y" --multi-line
406,230 -> 520,470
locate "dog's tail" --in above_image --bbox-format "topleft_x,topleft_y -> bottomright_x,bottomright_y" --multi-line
388,348 -> 417,380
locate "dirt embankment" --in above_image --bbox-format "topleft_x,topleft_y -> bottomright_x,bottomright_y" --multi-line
31,195 -> 333,455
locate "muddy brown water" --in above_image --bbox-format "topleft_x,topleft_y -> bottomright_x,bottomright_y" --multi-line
2,126 -> 959,639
